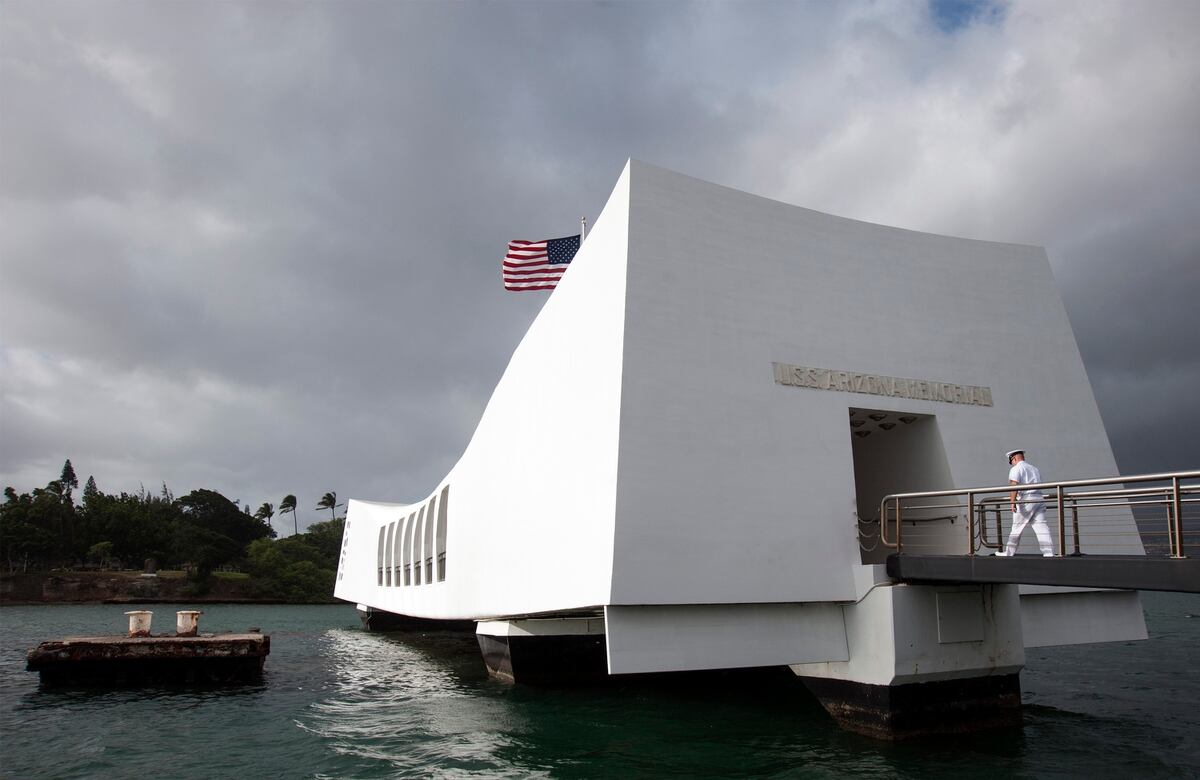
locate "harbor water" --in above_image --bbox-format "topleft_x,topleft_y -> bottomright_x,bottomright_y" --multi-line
1,593 -> 1197,778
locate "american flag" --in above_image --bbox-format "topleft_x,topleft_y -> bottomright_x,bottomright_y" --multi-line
503,234 -> 581,291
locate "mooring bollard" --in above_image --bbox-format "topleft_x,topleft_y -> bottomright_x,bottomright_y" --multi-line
125,610 -> 153,637
176,610 -> 203,637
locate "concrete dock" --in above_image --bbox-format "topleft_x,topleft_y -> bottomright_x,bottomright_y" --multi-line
26,633 -> 270,686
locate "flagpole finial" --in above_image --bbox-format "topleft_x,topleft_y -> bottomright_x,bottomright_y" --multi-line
580,217 -> 587,242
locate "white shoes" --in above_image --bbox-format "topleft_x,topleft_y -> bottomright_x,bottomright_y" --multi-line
992,551 -> 1056,557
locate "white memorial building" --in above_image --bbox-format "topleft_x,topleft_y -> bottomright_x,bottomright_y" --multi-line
335,161 -> 1146,738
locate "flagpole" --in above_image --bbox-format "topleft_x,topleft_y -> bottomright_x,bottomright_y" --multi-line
580,217 -> 587,242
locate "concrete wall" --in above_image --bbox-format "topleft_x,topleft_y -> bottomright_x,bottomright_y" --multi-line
338,161 -> 1141,640
606,603 -> 849,674
1020,590 -> 1147,647
335,164 -> 632,619
791,583 -> 1026,687
610,162 -> 1138,610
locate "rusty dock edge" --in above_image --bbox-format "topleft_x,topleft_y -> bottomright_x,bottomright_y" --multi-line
26,633 -> 270,686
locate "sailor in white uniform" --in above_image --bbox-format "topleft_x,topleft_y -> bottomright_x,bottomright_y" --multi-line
996,449 -> 1055,557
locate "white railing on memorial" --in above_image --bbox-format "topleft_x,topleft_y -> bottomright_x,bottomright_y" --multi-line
871,470 -> 1200,558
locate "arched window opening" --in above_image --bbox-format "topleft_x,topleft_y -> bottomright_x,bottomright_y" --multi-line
436,485 -> 449,582
384,521 -> 396,586
413,507 -> 425,586
423,497 -> 436,584
376,525 -> 386,586
403,511 -> 416,585
392,514 -> 406,586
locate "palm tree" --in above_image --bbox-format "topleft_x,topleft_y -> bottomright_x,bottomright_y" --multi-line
254,502 -> 275,530
279,494 -> 298,535
315,491 -> 342,521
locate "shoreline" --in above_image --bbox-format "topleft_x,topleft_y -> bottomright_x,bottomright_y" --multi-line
1,598 -> 341,606
1,571 -> 339,607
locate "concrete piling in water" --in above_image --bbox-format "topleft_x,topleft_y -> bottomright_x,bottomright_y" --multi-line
26,609 -> 270,686
125,610 -> 152,637
176,610 -> 202,637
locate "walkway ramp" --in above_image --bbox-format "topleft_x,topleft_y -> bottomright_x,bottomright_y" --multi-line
872,469 -> 1198,593
887,553 -> 1200,593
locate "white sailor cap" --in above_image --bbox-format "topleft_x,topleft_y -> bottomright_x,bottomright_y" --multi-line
1005,449 -> 1025,462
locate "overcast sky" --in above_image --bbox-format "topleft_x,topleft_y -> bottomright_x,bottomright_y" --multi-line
2,0 -> 1197,532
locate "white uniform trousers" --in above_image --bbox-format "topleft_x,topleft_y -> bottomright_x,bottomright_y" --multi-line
1005,504 -> 1054,556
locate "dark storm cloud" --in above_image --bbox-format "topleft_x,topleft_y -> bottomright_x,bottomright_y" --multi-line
1054,205 -> 1200,474
2,0 -> 1196,529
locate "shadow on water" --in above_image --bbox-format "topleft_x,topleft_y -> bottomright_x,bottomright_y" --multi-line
19,681 -> 268,710
307,627 -> 845,779
485,668 -> 844,779
869,704 -> 1199,780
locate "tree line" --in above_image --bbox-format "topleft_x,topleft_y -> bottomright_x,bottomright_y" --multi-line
0,460 -> 347,602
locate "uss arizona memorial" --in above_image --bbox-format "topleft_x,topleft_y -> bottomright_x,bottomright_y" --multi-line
335,161 -> 1148,737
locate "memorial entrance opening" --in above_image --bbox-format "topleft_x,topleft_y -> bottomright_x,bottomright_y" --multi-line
850,408 -> 954,563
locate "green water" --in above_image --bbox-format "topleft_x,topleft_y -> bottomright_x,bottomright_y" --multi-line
1,595 -> 1197,778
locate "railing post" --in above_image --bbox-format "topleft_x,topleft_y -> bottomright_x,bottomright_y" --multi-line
1165,491 -> 1176,557
967,491 -> 976,556
1056,490 -> 1065,557
1071,499 -> 1081,556
1172,476 -> 1185,559
895,498 -> 903,553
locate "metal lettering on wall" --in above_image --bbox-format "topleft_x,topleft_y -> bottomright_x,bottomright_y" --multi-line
772,362 -> 993,407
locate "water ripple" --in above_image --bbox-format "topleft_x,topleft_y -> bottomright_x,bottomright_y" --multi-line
2,597 -> 1198,778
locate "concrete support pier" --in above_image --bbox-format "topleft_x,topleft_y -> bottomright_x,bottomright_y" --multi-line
26,633 -> 270,686
476,617 -> 607,685
791,582 -> 1025,739
798,673 -> 1022,739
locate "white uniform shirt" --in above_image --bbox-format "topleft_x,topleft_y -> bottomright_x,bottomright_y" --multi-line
1009,460 -> 1044,510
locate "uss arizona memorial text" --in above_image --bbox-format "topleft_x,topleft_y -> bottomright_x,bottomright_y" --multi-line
772,362 -> 994,407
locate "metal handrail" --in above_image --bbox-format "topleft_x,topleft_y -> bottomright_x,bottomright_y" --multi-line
878,469 -> 1199,558
973,491 -> 1200,553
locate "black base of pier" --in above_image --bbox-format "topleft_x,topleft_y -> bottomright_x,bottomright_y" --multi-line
357,608 -> 474,633
477,633 -> 608,685
797,673 -> 1022,740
